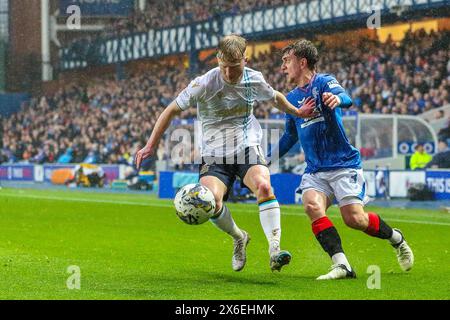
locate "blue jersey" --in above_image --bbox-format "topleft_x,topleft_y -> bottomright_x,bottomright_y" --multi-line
275,73 -> 361,174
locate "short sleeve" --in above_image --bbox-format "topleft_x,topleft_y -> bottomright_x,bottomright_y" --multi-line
253,72 -> 276,102
321,75 -> 346,95
175,77 -> 206,111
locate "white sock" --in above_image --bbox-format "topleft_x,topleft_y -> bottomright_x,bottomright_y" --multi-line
332,252 -> 352,271
210,206 -> 243,240
389,229 -> 403,245
259,198 -> 281,254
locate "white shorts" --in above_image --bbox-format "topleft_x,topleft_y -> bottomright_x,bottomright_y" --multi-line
299,168 -> 369,207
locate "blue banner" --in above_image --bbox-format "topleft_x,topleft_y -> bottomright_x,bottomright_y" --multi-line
0,165 -> 35,181
271,173 -> 302,205
60,0 -> 134,16
159,171 -> 176,199
158,171 -> 302,204
426,170 -> 450,200
0,164 -> 120,183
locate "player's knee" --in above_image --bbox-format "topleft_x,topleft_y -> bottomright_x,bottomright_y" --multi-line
256,180 -> 272,197
343,213 -> 367,230
305,201 -> 322,216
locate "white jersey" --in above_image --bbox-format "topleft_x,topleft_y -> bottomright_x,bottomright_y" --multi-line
176,67 -> 275,157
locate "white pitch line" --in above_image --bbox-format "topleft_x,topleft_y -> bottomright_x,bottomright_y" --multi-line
1,192 -> 450,227
0,193 -> 155,207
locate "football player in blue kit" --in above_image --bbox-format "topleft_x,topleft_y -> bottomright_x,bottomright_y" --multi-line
269,40 -> 414,280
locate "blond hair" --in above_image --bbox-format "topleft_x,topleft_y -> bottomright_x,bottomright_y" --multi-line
217,34 -> 247,62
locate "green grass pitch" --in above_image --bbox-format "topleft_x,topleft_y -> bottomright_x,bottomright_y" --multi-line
0,187 -> 449,300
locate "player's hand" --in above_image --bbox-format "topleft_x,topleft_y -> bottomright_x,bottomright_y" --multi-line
297,97 -> 318,118
322,92 -> 341,109
135,145 -> 154,170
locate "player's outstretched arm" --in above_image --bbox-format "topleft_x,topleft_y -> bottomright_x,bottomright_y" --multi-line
135,101 -> 182,169
321,75 -> 353,110
273,91 -> 317,118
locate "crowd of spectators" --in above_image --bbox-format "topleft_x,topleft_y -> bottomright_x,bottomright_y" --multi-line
1,28 -> 449,166
255,29 -> 449,117
102,0 -> 299,39
1,62 -> 191,166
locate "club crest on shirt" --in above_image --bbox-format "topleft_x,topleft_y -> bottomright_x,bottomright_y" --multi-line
311,87 -> 323,113
312,87 -> 319,98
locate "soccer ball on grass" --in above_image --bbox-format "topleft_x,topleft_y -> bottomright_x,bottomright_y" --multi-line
174,183 -> 216,225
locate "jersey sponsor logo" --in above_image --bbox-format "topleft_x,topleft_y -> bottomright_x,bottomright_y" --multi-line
300,116 -> 325,128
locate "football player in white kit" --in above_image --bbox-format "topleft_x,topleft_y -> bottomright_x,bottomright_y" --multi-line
135,34 -> 317,272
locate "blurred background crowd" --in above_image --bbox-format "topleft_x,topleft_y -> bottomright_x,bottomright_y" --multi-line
1,27 -> 449,166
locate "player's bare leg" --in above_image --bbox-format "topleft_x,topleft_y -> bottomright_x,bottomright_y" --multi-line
302,190 -> 356,280
244,165 -> 291,272
201,176 -> 249,271
340,203 -> 414,271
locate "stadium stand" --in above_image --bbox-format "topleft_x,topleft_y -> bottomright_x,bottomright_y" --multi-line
96,0 -> 301,39
60,0 -> 303,53
1,28 -> 449,165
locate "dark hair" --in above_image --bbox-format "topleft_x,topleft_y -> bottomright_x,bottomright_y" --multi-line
281,39 -> 319,70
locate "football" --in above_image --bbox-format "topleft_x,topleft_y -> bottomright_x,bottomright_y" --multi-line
174,184 -> 216,225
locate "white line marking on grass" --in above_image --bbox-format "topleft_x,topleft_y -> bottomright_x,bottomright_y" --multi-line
0,193 -> 154,207
2,193 -> 450,227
